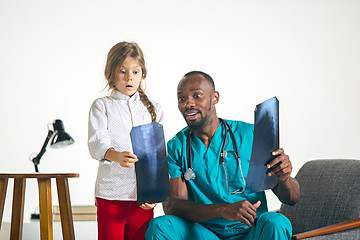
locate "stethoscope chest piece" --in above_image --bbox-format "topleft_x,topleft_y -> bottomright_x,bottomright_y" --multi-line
184,168 -> 196,181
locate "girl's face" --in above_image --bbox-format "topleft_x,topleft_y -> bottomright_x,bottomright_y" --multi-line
114,57 -> 143,96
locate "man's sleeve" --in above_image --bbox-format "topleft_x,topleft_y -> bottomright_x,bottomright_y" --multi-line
167,137 -> 183,179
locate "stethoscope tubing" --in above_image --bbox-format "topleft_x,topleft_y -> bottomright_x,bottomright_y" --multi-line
184,118 -> 246,193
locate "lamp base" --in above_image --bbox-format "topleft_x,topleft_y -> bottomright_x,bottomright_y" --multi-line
30,213 -> 40,220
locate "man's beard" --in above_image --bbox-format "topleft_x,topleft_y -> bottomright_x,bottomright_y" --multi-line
186,111 -> 211,132
186,98 -> 212,132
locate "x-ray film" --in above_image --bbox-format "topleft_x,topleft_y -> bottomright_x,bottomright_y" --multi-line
130,122 -> 170,204
247,97 -> 279,193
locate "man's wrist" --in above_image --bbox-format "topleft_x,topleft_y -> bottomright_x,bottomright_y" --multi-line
279,175 -> 291,184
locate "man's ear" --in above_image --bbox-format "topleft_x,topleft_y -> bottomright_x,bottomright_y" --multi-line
213,91 -> 220,105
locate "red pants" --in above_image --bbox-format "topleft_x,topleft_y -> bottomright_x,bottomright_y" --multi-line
96,198 -> 154,240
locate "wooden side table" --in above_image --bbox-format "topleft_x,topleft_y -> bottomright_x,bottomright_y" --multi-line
0,173 -> 79,240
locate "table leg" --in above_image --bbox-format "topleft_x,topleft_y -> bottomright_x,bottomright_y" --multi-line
10,178 -> 26,240
56,178 -> 75,240
38,178 -> 53,240
0,178 -> 9,230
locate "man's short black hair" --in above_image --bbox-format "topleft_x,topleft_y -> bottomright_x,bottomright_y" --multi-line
183,71 -> 215,90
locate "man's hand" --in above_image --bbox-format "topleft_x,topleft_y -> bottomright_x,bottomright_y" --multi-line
269,148 -> 300,205
220,200 -> 261,227
266,148 -> 292,182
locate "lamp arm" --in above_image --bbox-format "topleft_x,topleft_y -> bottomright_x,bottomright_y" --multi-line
32,130 -> 54,172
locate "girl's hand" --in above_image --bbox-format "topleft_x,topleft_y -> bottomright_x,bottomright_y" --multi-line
104,148 -> 138,168
118,151 -> 138,168
140,202 -> 157,210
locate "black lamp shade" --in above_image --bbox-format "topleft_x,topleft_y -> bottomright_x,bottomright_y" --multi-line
50,132 -> 74,148
50,119 -> 74,149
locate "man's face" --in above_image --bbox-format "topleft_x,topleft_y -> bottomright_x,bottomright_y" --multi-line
177,74 -> 218,131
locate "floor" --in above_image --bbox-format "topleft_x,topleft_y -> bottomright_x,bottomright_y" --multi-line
0,221 -> 97,240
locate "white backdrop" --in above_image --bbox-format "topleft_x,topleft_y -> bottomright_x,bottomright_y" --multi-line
0,0 -> 359,223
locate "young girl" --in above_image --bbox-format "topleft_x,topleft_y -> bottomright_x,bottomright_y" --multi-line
88,41 -> 164,240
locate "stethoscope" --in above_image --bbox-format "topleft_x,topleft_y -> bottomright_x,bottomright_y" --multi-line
184,118 -> 246,194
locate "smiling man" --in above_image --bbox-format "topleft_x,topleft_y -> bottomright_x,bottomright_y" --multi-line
145,71 -> 300,240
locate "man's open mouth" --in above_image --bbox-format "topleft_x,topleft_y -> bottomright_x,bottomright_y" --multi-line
184,110 -> 199,120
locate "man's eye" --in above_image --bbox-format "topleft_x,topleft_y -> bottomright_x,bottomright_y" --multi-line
194,93 -> 202,98
178,97 -> 185,102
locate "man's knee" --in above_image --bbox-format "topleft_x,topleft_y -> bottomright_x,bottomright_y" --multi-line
257,212 -> 292,238
145,215 -> 182,240
146,215 -> 217,240
258,211 -> 292,227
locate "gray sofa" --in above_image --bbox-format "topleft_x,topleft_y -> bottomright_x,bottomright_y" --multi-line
280,159 -> 360,239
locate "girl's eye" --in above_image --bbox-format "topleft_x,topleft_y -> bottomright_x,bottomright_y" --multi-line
134,71 -> 139,74
120,70 -> 126,74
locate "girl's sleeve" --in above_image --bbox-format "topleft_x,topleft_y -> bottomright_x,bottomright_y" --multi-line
88,99 -> 112,161
155,102 -> 165,125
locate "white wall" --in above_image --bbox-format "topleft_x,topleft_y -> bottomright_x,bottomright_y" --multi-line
1,0 -> 359,224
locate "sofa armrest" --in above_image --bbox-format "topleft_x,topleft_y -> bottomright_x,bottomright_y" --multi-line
292,217 -> 360,240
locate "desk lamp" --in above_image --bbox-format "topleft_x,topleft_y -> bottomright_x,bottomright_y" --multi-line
30,119 -> 74,172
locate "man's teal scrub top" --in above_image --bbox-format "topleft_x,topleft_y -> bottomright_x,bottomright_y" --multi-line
167,119 -> 268,232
